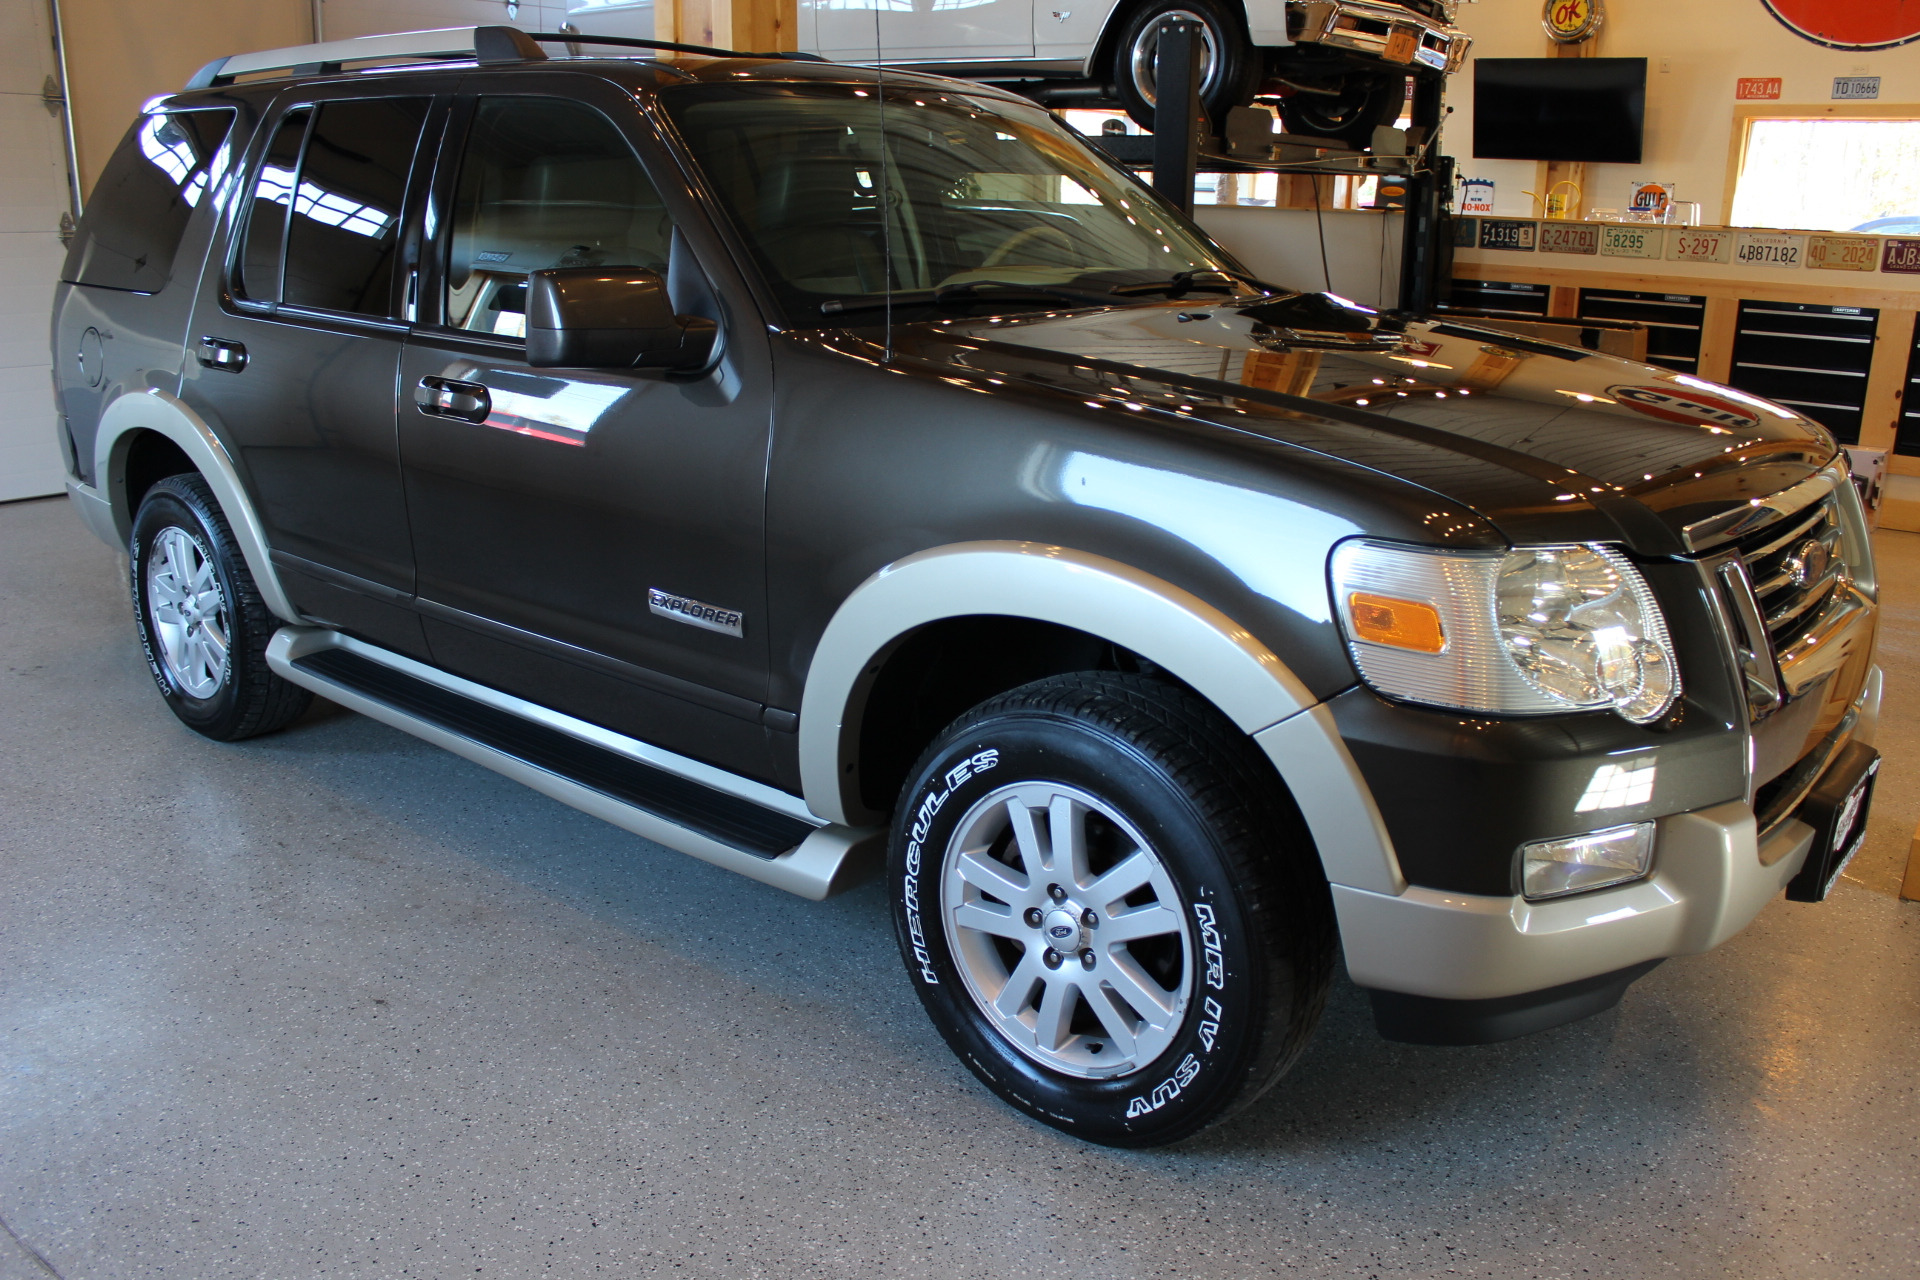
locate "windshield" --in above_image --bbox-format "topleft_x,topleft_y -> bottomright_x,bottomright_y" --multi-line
660,82 -> 1250,323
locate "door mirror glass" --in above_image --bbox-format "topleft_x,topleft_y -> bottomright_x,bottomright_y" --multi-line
526,267 -> 718,371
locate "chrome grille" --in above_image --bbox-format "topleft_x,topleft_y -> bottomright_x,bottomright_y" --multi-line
1732,494 -> 1846,653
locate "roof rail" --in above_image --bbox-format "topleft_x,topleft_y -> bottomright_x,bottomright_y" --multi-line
522,31 -> 826,62
184,25 -> 546,90
183,24 -> 821,91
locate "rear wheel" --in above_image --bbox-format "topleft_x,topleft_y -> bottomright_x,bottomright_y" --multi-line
1112,0 -> 1260,130
1271,65 -> 1412,151
130,473 -> 310,740
889,672 -> 1334,1147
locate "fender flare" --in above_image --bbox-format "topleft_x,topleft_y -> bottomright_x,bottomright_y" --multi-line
93,387 -> 302,624
1079,0 -> 1292,81
797,541 -> 1403,895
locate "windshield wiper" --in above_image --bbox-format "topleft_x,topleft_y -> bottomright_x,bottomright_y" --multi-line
1108,268 -> 1280,299
820,281 -> 1128,316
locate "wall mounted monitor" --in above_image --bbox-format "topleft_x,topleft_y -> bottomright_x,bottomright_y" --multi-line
1473,58 -> 1648,165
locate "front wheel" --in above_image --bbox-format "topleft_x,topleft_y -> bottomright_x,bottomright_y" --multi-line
1112,0 -> 1260,130
889,673 -> 1334,1147
130,473 -> 311,740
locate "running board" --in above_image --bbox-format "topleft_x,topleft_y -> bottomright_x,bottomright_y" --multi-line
265,627 -> 882,899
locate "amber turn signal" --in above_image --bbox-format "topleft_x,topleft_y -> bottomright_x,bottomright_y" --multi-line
1348,592 -> 1446,653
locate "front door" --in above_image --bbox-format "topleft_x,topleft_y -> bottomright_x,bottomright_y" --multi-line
397,88 -> 778,778
182,91 -> 439,656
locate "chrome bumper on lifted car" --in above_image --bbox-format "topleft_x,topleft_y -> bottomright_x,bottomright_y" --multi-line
1332,467 -> 1880,1045
1291,1 -> 1471,74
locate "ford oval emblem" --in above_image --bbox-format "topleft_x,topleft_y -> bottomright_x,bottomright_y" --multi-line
1048,924 -> 1074,939
1788,539 -> 1831,589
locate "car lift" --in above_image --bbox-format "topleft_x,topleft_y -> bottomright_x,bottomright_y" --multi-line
1078,19 -> 1453,316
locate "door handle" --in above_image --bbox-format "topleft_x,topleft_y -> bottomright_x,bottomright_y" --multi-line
414,376 -> 491,424
195,336 -> 248,373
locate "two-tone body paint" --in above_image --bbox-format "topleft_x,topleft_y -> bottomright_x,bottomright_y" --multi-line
53,55 -> 1869,915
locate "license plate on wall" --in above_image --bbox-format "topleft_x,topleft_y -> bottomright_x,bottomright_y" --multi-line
1479,219 -> 1537,251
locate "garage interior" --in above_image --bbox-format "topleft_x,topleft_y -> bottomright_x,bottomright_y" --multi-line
3,1 -> 1918,1277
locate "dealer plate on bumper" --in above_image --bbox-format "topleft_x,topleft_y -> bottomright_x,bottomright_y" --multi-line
1785,741 -> 1880,903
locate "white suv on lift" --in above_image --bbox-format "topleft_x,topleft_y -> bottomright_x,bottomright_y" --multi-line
564,0 -> 1470,146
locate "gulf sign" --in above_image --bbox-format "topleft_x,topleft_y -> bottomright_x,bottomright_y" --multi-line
1759,1 -> 1920,50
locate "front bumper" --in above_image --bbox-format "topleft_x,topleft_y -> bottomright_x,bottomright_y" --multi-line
1335,650 -> 1879,1027
1290,1 -> 1471,74
1333,799 -> 1816,1005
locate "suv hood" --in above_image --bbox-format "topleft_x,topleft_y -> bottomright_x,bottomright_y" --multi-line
885,297 -> 1838,555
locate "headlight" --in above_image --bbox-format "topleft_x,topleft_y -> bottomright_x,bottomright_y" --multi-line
1330,540 -> 1680,723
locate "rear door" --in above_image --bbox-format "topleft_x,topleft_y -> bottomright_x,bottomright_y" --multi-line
396,79 -> 780,777
182,87 -> 443,656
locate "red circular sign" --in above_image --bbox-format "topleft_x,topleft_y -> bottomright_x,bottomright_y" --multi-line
1760,0 -> 1920,50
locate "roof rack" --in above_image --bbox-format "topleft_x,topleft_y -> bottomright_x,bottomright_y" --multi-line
183,24 -> 818,91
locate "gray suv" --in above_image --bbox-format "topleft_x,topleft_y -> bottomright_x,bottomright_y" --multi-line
52,26 -> 1881,1147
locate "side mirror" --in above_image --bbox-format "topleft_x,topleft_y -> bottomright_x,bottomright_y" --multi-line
525,267 -> 719,372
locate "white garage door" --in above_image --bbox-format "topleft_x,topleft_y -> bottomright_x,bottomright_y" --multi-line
319,0 -> 656,47
0,0 -> 74,502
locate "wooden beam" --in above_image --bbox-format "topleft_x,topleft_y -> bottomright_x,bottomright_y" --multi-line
657,0 -> 797,52
1698,296 -> 1738,385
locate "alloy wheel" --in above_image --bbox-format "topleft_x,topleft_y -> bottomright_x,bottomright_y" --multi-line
145,525 -> 230,699
940,781 -> 1195,1079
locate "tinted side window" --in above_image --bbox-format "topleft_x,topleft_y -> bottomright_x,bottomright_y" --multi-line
63,109 -> 236,293
446,98 -> 672,337
236,109 -> 308,304
282,98 -> 430,315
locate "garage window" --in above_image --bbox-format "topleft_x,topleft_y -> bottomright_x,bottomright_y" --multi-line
1730,118 -> 1920,233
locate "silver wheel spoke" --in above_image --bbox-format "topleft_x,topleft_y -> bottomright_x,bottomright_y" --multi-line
952,901 -> 1025,940
954,850 -> 1028,905
1005,797 -> 1049,880
197,619 -> 229,668
1085,850 -> 1156,912
1101,902 -> 1183,944
992,950 -> 1045,1020
1049,793 -> 1091,889
1102,953 -> 1180,1031
1085,984 -> 1140,1060
1033,977 -> 1076,1054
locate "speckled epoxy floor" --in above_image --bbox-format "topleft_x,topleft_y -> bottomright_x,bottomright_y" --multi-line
2,494 -> 1917,1280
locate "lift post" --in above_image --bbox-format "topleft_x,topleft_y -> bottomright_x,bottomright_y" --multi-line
1149,19 -> 1204,218
1117,23 -> 1453,316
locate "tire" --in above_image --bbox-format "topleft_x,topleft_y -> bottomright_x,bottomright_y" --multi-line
1111,0 -> 1260,131
1273,66 -> 1411,151
130,473 -> 311,741
889,672 -> 1334,1147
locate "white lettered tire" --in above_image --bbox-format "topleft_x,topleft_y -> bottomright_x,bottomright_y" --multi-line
888,672 -> 1334,1146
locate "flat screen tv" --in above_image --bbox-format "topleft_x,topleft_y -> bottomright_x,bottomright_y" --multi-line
1473,58 -> 1647,164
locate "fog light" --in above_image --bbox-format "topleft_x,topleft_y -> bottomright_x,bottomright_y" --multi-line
1520,823 -> 1654,900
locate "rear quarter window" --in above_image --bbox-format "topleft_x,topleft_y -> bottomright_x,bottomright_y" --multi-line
62,108 -> 236,294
